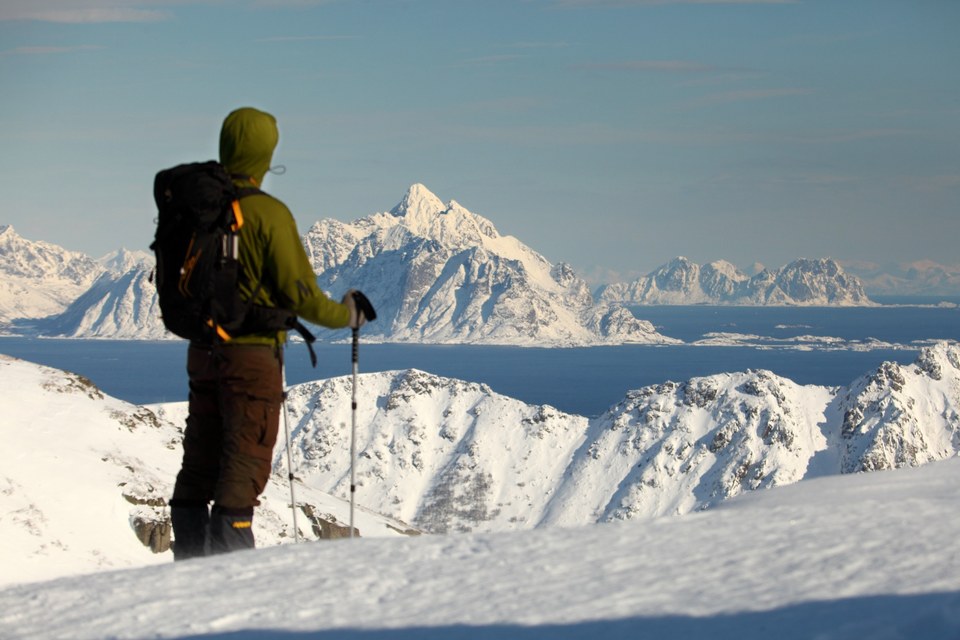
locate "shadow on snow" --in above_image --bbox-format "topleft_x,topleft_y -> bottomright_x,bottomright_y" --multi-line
177,590 -> 960,640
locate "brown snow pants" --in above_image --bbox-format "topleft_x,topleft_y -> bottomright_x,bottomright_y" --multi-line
172,343 -> 283,510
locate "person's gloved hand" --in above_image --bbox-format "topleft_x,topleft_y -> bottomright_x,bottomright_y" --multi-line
341,290 -> 367,329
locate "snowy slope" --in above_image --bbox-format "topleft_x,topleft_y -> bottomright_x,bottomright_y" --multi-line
0,355 -> 416,587
33,264 -> 171,339
540,371 -> 837,525
1,457 -> 959,640
280,369 -> 591,534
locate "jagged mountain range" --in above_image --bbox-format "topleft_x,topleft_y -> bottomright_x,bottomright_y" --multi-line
0,189 -> 674,345
273,342 -> 960,534
598,256 -> 873,306
0,186 -> 924,343
3,342 -> 958,583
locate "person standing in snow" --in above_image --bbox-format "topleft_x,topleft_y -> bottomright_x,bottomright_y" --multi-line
169,107 -> 369,558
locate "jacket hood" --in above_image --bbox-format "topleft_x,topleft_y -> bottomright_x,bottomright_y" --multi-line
219,107 -> 279,185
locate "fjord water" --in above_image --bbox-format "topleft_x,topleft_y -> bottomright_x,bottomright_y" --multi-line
631,297 -> 960,343
1,301 -> 957,416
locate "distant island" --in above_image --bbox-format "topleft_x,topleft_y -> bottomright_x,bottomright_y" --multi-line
598,256 -> 874,307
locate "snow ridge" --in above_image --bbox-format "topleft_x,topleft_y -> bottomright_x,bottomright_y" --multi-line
283,343 -> 960,534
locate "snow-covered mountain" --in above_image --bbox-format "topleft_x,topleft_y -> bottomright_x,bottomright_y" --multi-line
30,264 -> 169,339
2,343 -> 959,585
0,227 -> 160,338
303,184 -> 676,346
598,257 -> 749,305
0,225 -> 105,324
599,256 -> 874,306
1,187 -> 675,345
98,248 -> 153,275
843,259 -> 960,297
750,257 -> 873,306
280,342 -> 960,534
0,354 -> 416,587
838,346 -> 960,472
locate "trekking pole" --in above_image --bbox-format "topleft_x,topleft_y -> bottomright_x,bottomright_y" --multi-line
349,327 -> 358,539
281,364 -> 300,544
348,291 -> 376,539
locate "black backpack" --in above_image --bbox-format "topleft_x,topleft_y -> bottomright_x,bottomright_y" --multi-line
151,161 -> 317,364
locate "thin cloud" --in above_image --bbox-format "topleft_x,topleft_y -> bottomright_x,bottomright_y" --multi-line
256,35 -> 357,43
0,6 -> 169,23
900,174 -> 960,193
456,54 -> 526,66
250,0 -> 339,6
677,71 -> 768,88
549,0 -> 797,6
791,128 -> 917,144
688,87 -> 812,107
1,44 -> 105,55
576,59 -> 716,72
504,41 -> 571,49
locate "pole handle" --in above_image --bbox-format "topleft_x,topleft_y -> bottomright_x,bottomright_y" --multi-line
351,290 -> 378,323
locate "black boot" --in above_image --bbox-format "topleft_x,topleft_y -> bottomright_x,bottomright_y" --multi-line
170,500 -> 210,561
209,505 -> 255,554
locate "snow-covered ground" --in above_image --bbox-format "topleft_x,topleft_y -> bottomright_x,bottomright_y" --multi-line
1,458 -> 959,639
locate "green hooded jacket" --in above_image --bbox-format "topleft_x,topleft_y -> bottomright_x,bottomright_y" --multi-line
219,107 -> 349,345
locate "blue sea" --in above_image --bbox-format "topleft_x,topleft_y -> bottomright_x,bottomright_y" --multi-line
2,297 -> 957,417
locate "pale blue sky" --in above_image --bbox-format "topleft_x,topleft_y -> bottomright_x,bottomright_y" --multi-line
1,0 -> 958,282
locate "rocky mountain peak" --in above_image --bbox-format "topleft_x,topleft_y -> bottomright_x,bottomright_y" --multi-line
838,343 -> 960,473
389,183 -> 447,220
